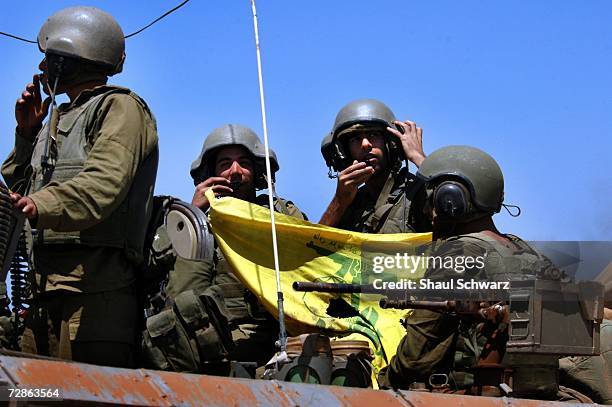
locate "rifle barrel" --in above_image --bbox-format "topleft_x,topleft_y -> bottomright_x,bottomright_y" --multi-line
379,298 -> 455,311
292,282 -> 379,294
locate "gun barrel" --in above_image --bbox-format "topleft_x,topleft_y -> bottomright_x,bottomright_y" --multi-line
380,298 -> 455,311
292,282 -> 378,294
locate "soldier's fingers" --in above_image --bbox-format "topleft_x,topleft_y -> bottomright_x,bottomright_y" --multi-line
211,185 -> 233,194
23,202 -> 34,213
344,167 -> 375,180
21,91 -> 32,100
387,126 -> 402,138
349,172 -> 374,186
16,98 -> 26,109
14,197 -> 28,210
41,97 -> 51,113
23,202 -> 37,218
33,76 -> 42,105
197,179 -> 214,188
343,161 -> 368,174
393,120 -> 407,129
202,177 -> 229,187
210,177 -> 231,185
404,120 -> 416,133
9,192 -> 21,202
417,127 -> 423,141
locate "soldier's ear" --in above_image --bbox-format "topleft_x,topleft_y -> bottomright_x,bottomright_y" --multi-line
111,51 -> 126,75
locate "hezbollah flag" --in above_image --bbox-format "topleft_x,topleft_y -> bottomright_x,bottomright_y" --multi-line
207,191 -> 431,375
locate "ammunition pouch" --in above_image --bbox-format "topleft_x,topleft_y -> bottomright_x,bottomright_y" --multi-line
330,340 -> 373,387
141,286 -> 234,373
268,334 -> 373,387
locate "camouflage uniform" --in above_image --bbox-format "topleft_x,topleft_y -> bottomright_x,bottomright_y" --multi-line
2,85 -> 159,367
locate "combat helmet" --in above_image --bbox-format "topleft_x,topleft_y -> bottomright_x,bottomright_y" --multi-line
38,6 -> 125,75
322,99 -> 404,173
417,145 -> 504,216
190,124 -> 279,190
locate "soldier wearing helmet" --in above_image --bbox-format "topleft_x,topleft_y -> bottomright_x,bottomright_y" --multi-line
143,124 -> 307,376
2,7 -> 158,367
381,146 -> 587,399
320,99 -> 430,233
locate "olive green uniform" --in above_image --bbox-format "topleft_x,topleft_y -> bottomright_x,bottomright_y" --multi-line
559,319 -> 612,404
338,168 -> 429,234
2,85 -> 159,367
146,194 -> 306,373
381,232 -> 556,390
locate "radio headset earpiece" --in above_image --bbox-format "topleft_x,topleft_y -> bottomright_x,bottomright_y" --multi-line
432,180 -> 472,219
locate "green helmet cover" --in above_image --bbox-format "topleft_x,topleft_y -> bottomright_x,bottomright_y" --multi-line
417,145 -> 504,213
323,99 -> 403,172
190,124 -> 279,190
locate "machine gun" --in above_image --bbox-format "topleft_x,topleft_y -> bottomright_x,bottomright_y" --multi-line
0,182 -> 29,350
293,281 -> 507,323
293,279 -> 605,399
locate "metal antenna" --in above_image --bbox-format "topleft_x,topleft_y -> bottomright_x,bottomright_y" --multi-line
249,0 -> 289,360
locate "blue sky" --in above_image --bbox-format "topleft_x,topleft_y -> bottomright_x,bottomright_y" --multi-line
1,1 -> 611,240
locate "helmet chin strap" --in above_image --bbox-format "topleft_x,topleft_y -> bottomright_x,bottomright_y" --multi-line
40,60 -> 62,176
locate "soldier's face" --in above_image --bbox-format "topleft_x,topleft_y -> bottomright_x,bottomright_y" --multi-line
38,57 -> 54,95
38,55 -> 73,96
345,129 -> 388,173
214,146 -> 256,200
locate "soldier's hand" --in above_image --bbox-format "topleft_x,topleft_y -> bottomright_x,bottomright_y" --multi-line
388,120 -> 426,168
15,75 -> 51,137
334,160 -> 375,206
10,193 -> 38,220
191,177 -> 233,211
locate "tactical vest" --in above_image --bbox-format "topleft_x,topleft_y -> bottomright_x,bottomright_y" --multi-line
341,167 -> 429,234
28,87 -> 158,264
442,232 -> 561,282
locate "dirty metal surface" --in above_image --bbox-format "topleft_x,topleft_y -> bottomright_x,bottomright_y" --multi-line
0,354 -> 596,406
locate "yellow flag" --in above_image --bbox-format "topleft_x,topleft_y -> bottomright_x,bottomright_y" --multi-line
207,191 -> 432,375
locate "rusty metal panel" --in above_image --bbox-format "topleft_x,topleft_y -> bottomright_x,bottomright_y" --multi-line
0,354 -> 594,406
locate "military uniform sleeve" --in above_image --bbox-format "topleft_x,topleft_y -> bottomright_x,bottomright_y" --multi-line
1,128 -> 39,194
29,94 -> 158,231
382,309 -> 459,389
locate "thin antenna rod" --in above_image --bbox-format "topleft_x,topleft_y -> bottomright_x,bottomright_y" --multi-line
249,0 -> 288,356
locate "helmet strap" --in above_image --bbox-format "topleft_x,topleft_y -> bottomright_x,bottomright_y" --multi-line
502,203 -> 521,217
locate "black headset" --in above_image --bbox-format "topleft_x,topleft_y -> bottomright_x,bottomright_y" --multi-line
432,180 -> 473,220
322,123 -> 405,176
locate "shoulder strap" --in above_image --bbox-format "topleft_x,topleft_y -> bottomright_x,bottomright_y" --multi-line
254,193 -> 292,216
370,168 -> 422,233
367,171 -> 399,232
